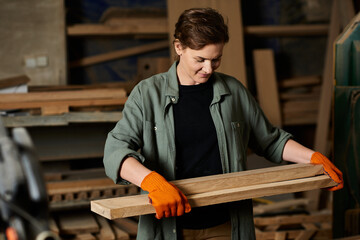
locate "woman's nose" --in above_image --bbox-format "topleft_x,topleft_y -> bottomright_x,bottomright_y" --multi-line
203,61 -> 212,73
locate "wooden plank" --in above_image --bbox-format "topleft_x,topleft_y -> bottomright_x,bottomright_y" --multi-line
95,216 -> 115,240
2,111 -> 123,127
41,105 -> 69,115
302,223 -> 318,230
256,228 -> 332,240
111,222 -> 130,240
29,82 -> 135,95
254,214 -> 331,226
274,232 -> 287,240
91,165 -> 335,219
244,24 -> 328,37
58,212 -> 99,235
253,49 -> 282,127
69,40 -> 169,68
294,230 -> 316,240
172,163 -> 323,195
47,178 -> 133,195
111,219 -> 138,238
67,19 -> 168,36
73,234 -> 96,240
0,98 -> 127,112
49,218 -> 60,235
282,99 -> 319,113
166,0 -> 247,86
280,90 -> 320,101
0,75 -> 30,89
314,0 -> 341,154
282,111 -> 318,126
253,198 -> 310,215
278,75 -> 321,88
0,88 -> 126,103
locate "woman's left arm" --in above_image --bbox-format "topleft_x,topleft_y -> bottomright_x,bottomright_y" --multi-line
282,139 -> 314,164
282,139 -> 343,191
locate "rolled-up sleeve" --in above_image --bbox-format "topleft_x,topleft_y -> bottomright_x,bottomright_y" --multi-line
103,87 -> 145,184
248,96 -> 292,163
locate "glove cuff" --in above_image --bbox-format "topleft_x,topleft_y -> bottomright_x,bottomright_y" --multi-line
140,171 -> 167,192
310,151 -> 322,164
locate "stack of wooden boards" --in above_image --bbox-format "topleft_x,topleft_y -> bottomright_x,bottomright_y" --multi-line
254,211 -> 332,240
0,85 -> 128,116
253,49 -> 322,127
91,164 -> 335,220
49,210 -> 138,240
279,75 -> 322,126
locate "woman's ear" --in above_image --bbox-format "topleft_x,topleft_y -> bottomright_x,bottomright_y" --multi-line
174,40 -> 183,56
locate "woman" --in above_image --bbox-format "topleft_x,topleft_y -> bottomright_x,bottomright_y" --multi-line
103,8 -> 343,240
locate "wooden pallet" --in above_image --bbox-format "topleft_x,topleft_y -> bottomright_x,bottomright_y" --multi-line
47,177 -> 139,210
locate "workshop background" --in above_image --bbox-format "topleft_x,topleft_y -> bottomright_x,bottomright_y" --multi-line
0,0 -> 359,239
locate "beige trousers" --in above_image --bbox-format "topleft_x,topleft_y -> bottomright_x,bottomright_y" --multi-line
181,221 -> 231,240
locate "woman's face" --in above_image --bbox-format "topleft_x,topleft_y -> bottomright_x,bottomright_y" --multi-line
175,42 -> 224,85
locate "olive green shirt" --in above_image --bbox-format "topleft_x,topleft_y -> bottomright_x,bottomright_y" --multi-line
103,62 -> 292,239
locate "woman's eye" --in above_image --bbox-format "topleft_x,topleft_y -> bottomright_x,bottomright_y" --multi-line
196,59 -> 204,63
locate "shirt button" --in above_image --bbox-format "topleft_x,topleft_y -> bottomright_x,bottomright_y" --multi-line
173,229 -> 176,233
171,97 -> 176,102
154,126 -> 157,131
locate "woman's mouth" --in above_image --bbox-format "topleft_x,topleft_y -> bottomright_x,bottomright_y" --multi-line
199,73 -> 210,78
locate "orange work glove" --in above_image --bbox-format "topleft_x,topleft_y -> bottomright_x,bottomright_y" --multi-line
141,171 -> 191,219
310,152 -> 344,191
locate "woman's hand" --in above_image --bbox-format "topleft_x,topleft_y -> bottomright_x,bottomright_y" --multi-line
311,152 -> 344,191
141,171 -> 191,219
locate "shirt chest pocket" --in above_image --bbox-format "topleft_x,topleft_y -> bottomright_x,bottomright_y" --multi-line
230,121 -> 248,169
231,121 -> 245,148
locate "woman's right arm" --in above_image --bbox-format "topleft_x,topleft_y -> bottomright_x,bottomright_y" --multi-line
119,157 -> 152,187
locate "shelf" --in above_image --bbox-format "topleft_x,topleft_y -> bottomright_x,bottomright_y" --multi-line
244,24 -> 329,37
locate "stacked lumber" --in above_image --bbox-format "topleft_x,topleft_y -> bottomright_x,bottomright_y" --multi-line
0,87 -> 128,116
49,210 -> 138,239
91,164 -> 336,220
254,211 -> 332,240
279,75 -> 322,126
253,49 -> 321,126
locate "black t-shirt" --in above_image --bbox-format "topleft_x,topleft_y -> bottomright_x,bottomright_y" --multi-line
173,77 -> 230,229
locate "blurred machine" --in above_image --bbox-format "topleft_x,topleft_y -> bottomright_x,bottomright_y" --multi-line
333,11 -> 360,238
0,117 -> 59,240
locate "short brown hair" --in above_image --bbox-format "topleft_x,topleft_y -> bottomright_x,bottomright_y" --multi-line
174,8 -> 229,50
